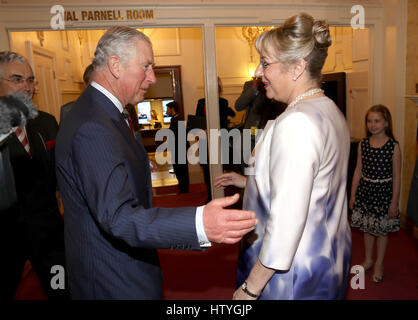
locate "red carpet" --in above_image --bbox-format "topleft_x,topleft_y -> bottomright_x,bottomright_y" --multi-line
14,184 -> 418,300
345,226 -> 418,300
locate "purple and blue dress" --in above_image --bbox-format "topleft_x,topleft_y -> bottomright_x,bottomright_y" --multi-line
237,96 -> 352,300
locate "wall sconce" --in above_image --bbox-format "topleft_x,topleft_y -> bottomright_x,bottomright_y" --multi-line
241,26 -> 271,62
36,31 -> 45,47
76,30 -> 84,47
248,61 -> 256,78
242,26 -> 273,78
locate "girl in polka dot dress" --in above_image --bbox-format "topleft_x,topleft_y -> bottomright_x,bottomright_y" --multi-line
350,104 -> 401,283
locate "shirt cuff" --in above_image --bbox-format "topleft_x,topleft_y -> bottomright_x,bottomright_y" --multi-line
196,205 -> 211,247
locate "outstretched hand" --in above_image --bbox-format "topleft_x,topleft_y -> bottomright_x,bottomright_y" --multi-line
214,171 -> 247,189
203,193 -> 257,244
149,160 -> 158,172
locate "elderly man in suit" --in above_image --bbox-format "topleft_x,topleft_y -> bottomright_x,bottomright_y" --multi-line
55,26 -> 257,300
0,51 -> 68,299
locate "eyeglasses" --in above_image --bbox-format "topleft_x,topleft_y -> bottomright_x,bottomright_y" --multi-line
260,58 -> 280,70
142,63 -> 155,73
1,75 -> 37,86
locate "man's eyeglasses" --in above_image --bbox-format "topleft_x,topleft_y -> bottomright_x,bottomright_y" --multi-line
260,58 -> 280,70
1,75 -> 37,86
142,63 -> 155,73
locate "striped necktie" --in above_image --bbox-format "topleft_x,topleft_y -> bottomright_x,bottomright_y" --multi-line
14,126 -> 31,156
122,110 -> 135,135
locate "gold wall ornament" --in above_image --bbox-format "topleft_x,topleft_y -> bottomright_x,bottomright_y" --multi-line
76,30 -> 84,47
241,26 -> 272,62
36,31 -> 45,47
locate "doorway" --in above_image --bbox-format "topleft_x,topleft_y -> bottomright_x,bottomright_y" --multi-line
26,42 -> 61,118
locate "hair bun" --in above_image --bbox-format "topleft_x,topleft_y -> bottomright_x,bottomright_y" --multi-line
313,20 -> 332,49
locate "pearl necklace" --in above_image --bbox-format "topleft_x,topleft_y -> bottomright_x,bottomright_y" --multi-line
287,88 -> 324,109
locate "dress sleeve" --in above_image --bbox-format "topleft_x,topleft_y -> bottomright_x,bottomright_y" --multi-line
259,111 -> 323,270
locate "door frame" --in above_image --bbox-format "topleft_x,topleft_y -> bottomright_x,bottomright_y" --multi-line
25,41 -> 62,119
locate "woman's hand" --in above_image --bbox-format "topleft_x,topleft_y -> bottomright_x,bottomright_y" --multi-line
388,202 -> 399,219
349,195 -> 355,211
214,171 -> 247,189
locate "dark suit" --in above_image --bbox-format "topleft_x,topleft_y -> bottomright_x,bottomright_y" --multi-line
235,81 -> 286,174
56,85 -> 201,299
59,101 -> 76,125
235,80 -> 286,130
195,97 -> 235,130
0,136 -> 17,211
169,113 -> 189,193
407,155 -> 418,225
195,98 -> 236,200
1,110 -> 68,300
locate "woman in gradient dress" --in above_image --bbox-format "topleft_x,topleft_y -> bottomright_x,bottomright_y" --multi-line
215,13 -> 352,300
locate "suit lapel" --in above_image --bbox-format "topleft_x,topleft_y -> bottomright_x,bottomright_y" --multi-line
89,86 -> 147,157
26,121 -> 43,157
7,132 -> 28,158
88,86 -> 153,203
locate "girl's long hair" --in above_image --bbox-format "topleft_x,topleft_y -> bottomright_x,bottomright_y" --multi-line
365,104 -> 396,141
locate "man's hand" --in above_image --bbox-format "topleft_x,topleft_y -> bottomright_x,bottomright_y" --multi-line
203,193 -> 257,244
214,171 -> 247,189
252,77 -> 264,92
149,160 -> 158,172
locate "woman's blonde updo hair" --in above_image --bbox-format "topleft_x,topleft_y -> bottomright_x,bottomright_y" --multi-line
256,12 -> 332,83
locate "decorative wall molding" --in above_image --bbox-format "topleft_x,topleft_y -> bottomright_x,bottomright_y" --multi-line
61,89 -> 83,96
36,31 -> 44,47
58,57 -> 73,81
406,95 -> 418,105
60,30 -> 69,51
143,28 -> 181,57
406,95 -> 418,119
352,29 -> 369,62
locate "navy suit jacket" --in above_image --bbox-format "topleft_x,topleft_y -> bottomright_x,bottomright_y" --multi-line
55,85 -> 201,299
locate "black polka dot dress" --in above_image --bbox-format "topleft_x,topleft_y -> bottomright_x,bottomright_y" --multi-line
351,137 -> 400,235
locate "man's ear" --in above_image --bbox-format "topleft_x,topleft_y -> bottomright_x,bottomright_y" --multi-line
107,55 -> 122,79
291,59 -> 307,81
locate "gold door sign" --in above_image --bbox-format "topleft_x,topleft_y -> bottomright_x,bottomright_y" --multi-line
64,9 -> 154,22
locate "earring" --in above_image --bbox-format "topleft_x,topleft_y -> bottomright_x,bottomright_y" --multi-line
293,77 -> 297,81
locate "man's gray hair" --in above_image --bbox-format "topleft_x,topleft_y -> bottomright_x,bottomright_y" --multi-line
0,51 -> 28,78
92,26 -> 151,71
